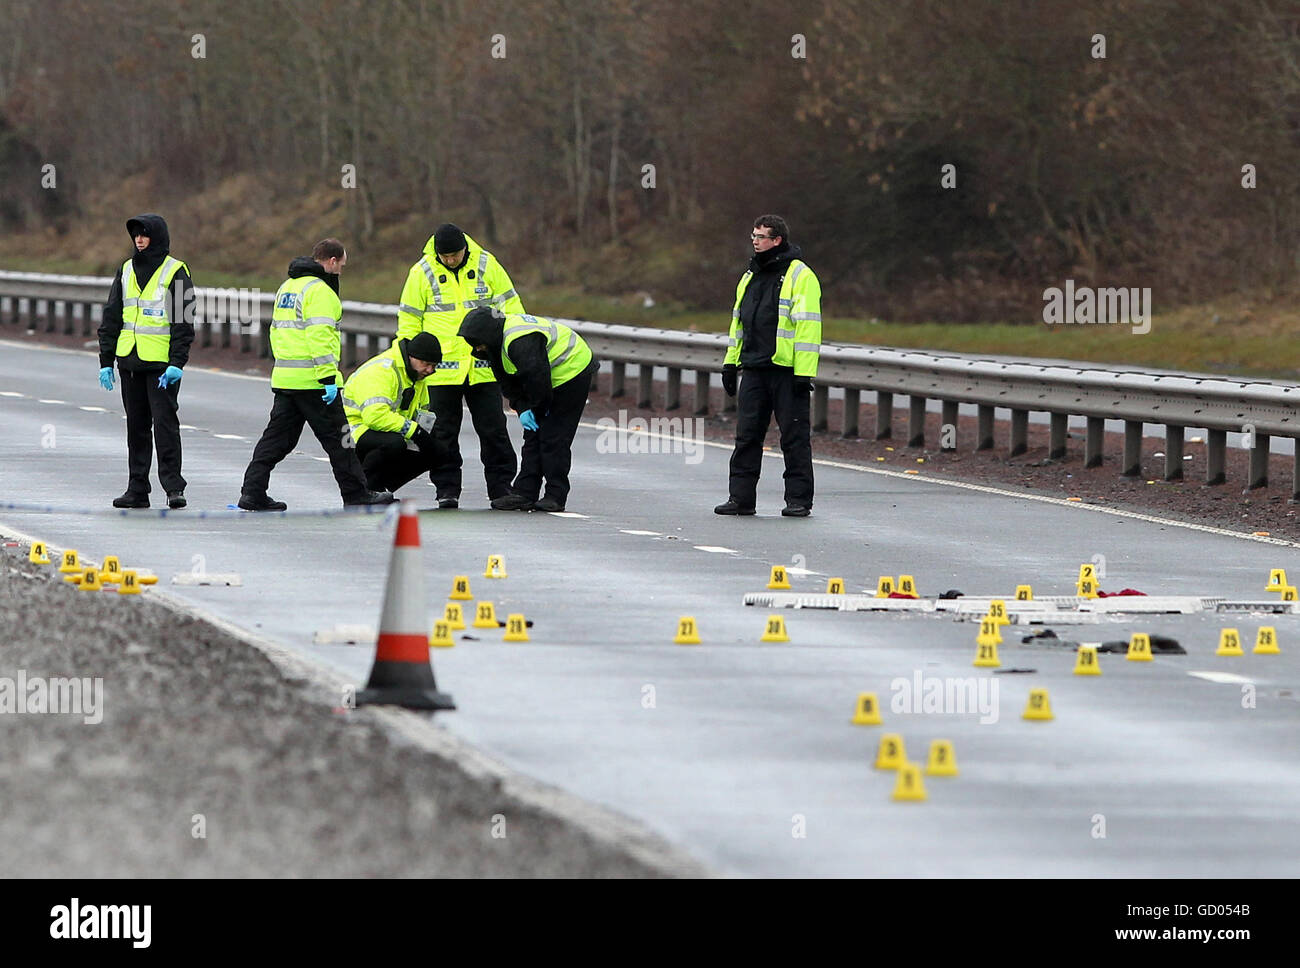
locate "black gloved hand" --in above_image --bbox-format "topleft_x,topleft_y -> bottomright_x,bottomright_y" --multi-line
722,364 -> 738,397
793,375 -> 813,394
411,427 -> 436,452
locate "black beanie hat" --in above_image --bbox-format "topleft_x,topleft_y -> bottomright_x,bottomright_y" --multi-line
405,332 -> 443,365
433,223 -> 467,254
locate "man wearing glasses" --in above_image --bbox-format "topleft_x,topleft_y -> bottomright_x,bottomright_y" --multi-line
715,215 -> 822,517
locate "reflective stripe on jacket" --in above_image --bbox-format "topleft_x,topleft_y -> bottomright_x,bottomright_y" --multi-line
724,259 -> 822,377
270,276 -> 343,389
500,314 -> 593,387
342,343 -> 430,442
117,256 -> 187,363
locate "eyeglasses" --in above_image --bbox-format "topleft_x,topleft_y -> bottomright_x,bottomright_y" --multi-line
750,233 -> 774,241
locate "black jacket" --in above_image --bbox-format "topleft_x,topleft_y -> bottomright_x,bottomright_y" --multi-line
98,213 -> 195,371
458,307 -> 553,414
737,240 -> 801,370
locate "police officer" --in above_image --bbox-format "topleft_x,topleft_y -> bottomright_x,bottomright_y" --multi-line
714,215 -> 822,517
396,223 -> 523,508
343,333 -> 449,494
97,213 -> 194,509
238,239 -> 394,511
458,308 -> 596,512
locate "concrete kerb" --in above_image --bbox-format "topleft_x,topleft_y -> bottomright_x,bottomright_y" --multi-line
0,517 -> 713,879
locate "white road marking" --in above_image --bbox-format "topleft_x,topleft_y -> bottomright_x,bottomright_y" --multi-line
179,424 -> 199,430
0,391 -> 25,397
37,398 -> 66,404
1187,671 -> 1254,684
78,406 -> 109,412
310,457 -> 330,462
694,545 -> 738,553
212,434 -> 246,440
548,511 -> 588,518
620,529 -> 662,536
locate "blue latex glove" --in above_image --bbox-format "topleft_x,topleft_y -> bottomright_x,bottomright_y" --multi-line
519,409 -> 539,432
157,365 -> 183,389
321,384 -> 339,405
98,367 -> 114,391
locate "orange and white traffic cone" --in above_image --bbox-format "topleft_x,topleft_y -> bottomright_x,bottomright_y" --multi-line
356,501 -> 456,711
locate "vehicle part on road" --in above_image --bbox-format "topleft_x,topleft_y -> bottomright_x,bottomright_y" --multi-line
58,549 -> 80,573
443,603 -> 466,630
673,616 -> 701,645
892,762 -> 928,801
925,740 -> 959,777
875,576 -> 894,597
449,575 -> 472,600
1022,688 -> 1054,721
428,620 -> 455,648
171,572 -> 243,586
355,501 -> 456,712
28,542 -> 49,565
766,565 -> 791,590
826,577 -> 845,594
1254,627 -> 1281,654
874,733 -> 906,770
1216,628 -> 1244,656
760,614 -> 789,642
483,555 -> 507,578
503,614 -> 529,642
1073,645 -> 1102,676
851,693 -> 882,725
472,601 -> 498,629
938,588 -> 964,599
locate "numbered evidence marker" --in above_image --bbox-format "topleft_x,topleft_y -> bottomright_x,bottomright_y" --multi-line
77,566 -> 103,592
1254,626 -> 1281,655
1216,628 -> 1244,656
484,555 -> 507,579
1072,644 -> 1101,676
874,732 -> 906,770
117,569 -> 142,595
896,575 -> 918,598
472,601 -> 499,629
875,576 -> 895,597
428,620 -> 455,648
986,599 -> 1009,626
503,613 -> 529,642
1015,584 -> 1033,601
99,555 -> 122,583
1266,568 -> 1288,592
891,761 -> 928,801
58,549 -> 81,573
28,542 -> 49,565
851,692 -> 882,725
760,614 -> 790,642
443,602 -> 466,630
925,739 -> 958,777
826,577 -> 845,595
973,633 -> 1001,668
767,565 -> 792,590
1022,688 -> 1054,721
1126,632 -> 1153,661
1076,576 -> 1099,599
449,575 -> 473,600
673,616 -> 702,645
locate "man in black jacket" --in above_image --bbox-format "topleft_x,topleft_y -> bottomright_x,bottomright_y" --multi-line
97,214 -> 194,509
714,215 -> 823,517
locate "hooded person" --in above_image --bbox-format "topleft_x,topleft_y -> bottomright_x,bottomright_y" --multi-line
237,239 -> 396,511
394,224 -> 525,507
97,213 -> 195,509
458,307 -> 596,512
342,332 -> 451,494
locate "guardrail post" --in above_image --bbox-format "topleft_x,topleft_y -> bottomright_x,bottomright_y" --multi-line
259,321 -> 271,358
1085,417 -> 1104,468
1009,409 -> 1028,456
1121,421 -> 1142,476
637,364 -> 654,409
1205,429 -> 1226,485
976,405 -> 993,450
694,371 -> 710,416
60,300 -> 73,335
1164,425 -> 1184,481
665,367 -> 681,411
812,385 -> 828,432
876,391 -> 893,440
42,299 -> 55,334
1292,449 -> 1300,503
343,331 -> 358,369
1247,433 -> 1270,490
1049,413 -> 1068,459
610,361 -> 625,398
843,388 -> 860,438
79,302 -> 91,337
940,400 -> 957,450
907,395 -> 925,447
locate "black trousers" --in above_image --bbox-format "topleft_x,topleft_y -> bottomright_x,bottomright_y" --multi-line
427,380 -> 517,500
355,430 -> 443,493
241,389 -> 371,501
727,367 -> 814,508
119,366 -> 185,495
511,362 -> 596,505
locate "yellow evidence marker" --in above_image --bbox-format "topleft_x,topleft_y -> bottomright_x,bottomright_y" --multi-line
673,616 -> 702,645
428,620 -> 455,648
503,614 -> 530,642
472,601 -> 499,629
925,740 -> 959,777
1073,645 -> 1101,676
760,615 -> 790,642
767,565 -> 792,590
874,733 -> 906,770
1127,632 -> 1153,662
851,693 -> 882,725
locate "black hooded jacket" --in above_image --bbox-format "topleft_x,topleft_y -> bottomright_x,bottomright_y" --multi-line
458,307 -> 553,414
98,214 -> 195,371
737,240 -> 801,369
